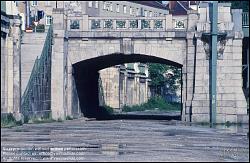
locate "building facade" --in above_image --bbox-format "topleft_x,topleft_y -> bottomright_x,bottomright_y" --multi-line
18,1 -> 168,31
99,63 -> 151,110
1,1 -> 22,120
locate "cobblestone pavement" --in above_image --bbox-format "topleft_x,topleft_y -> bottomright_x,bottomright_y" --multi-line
1,118 -> 249,162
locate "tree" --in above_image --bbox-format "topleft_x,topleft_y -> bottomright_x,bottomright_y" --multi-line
148,63 -> 181,98
219,1 -> 249,12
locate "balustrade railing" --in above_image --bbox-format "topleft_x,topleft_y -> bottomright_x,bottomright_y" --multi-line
89,17 -> 166,31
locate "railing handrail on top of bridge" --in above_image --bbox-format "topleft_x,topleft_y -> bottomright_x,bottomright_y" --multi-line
88,16 -> 167,31
242,12 -> 249,27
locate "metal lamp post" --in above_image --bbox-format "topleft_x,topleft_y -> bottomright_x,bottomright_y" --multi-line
210,1 -> 218,127
201,2 -> 227,127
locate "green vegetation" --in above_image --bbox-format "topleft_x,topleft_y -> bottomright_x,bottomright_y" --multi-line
1,113 -> 22,128
29,117 -> 56,124
197,121 -> 210,126
219,1 -> 249,12
122,96 -> 181,112
103,105 -> 114,114
224,121 -> 243,127
147,63 -> 181,96
66,115 -> 73,120
31,24 -> 45,32
36,24 -> 45,32
28,113 -> 56,124
1,112 -> 78,128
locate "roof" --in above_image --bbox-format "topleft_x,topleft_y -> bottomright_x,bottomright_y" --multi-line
167,1 -> 195,15
131,1 -> 168,10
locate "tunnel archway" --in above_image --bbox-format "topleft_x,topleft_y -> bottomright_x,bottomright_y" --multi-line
72,53 -> 183,119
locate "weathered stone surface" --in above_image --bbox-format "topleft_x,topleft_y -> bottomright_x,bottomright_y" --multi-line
225,114 -> 237,123
192,114 -> 210,123
217,107 -> 236,114
1,119 -> 249,162
192,107 -> 209,114
46,4 -> 248,123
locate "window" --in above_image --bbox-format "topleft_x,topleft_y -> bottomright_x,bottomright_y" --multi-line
136,8 -> 140,16
95,1 -> 98,8
45,1 -> 50,6
159,13 -> 162,16
154,12 -> 158,17
116,4 -> 119,12
110,3 -> 112,11
104,2 -> 112,11
45,15 -> 52,25
123,5 -> 127,14
31,1 -> 38,6
149,11 -> 152,17
88,1 -> 92,7
103,2 -> 107,9
129,7 -> 134,15
144,10 -> 147,17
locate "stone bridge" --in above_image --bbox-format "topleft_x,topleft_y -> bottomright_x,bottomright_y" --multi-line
49,3 -> 248,123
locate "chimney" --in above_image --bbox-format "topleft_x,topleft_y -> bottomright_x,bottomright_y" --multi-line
168,1 -> 176,14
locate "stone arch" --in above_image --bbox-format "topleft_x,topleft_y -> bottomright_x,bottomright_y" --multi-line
68,38 -> 185,67
72,53 -> 183,118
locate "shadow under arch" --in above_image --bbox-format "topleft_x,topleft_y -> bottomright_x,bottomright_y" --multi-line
72,53 -> 183,119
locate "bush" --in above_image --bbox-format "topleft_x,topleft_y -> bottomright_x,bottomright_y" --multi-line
24,115 -> 29,123
66,115 -> 73,120
122,96 -> 181,112
36,24 -> 45,32
1,113 -> 21,128
31,24 -> 45,32
103,105 -> 114,114
27,112 -> 56,124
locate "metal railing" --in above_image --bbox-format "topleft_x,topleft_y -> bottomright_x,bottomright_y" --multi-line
21,25 -> 53,118
242,12 -> 249,27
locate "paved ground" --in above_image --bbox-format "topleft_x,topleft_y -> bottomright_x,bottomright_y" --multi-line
1,118 -> 249,162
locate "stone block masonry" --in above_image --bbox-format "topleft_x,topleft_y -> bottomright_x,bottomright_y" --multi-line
48,4 -> 248,123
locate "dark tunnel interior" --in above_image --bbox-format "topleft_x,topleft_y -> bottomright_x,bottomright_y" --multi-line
72,53 -> 183,120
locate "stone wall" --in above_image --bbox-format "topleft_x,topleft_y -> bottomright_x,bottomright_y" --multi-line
99,66 -> 150,110
1,14 -> 22,120
183,3 -> 248,123
99,67 -> 120,109
1,37 -> 8,113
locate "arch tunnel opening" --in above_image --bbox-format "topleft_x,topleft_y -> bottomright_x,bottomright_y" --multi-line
72,53 -> 183,120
